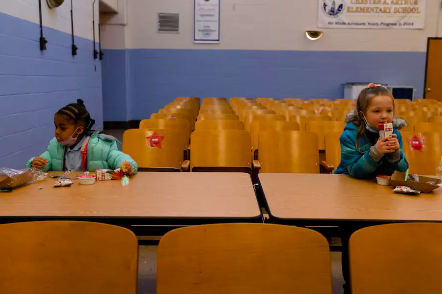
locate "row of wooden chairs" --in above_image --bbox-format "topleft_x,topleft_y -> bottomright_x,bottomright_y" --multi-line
131,97 -> 441,175
124,127 -> 442,175
3,221 -> 441,294
123,129 -> 326,173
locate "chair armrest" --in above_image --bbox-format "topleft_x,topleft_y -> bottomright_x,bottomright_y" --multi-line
254,149 -> 259,160
320,161 -> 334,174
252,160 -> 261,170
181,160 -> 190,172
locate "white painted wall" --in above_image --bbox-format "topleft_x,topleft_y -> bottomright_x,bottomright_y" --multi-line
102,0 -> 442,51
0,0 -> 99,41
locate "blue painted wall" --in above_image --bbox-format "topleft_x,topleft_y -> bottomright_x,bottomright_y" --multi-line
0,12 -> 103,169
101,50 -> 129,121
102,48 -> 426,121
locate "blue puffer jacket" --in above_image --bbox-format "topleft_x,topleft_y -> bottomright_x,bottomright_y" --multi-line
334,112 -> 409,179
26,132 -> 138,173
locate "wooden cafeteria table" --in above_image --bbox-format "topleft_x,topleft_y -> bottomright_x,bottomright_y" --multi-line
0,172 -> 262,225
259,173 -> 442,225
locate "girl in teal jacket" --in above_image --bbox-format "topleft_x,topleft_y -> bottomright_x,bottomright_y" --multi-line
27,99 -> 138,174
334,84 -> 409,179
334,84 -> 409,294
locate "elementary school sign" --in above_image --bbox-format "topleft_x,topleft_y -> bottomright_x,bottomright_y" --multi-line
318,0 -> 426,29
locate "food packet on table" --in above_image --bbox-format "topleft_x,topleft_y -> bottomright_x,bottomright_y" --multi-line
97,168 -> 124,181
393,186 -> 420,195
0,168 -> 47,191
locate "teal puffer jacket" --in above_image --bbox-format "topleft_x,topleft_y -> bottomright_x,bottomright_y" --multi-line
334,110 -> 409,179
26,133 -> 138,173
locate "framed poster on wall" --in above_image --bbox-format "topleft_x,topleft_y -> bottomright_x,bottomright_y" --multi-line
318,0 -> 426,29
194,0 -> 220,43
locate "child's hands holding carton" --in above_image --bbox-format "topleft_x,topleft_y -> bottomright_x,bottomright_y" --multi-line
376,134 -> 400,154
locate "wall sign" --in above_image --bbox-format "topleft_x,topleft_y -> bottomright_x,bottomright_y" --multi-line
194,0 -> 220,43
318,0 -> 426,29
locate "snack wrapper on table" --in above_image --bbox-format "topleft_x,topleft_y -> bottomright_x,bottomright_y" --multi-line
393,186 -> 420,195
54,179 -> 74,187
97,168 -> 124,181
0,168 -> 47,191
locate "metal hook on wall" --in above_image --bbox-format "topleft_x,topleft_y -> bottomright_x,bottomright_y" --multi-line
38,0 -> 48,51
92,0 -> 99,59
71,0 -> 78,56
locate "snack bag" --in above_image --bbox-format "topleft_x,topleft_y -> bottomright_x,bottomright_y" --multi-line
0,168 -> 47,191
108,168 -> 124,180
393,186 -> 420,195
54,179 -> 74,187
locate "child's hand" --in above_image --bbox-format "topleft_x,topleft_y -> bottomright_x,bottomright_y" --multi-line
32,157 -> 48,169
376,137 -> 395,154
121,161 -> 135,176
386,134 -> 400,151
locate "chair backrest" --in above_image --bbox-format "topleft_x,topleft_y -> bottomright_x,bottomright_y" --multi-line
0,221 -> 137,294
291,115 -> 333,130
399,123 -> 415,132
324,132 -> 342,172
331,110 -> 348,121
250,120 -> 300,153
167,102 -> 199,118
242,109 -> 276,124
306,121 -> 347,150
197,113 -> 239,121
190,130 -> 251,172
283,98 -> 304,105
350,223 -> 442,294
244,113 -> 286,132
258,131 -> 319,173
401,115 -> 429,128
414,122 -> 442,133
300,103 -> 317,111
157,224 -> 332,294
429,116 -> 442,123
123,129 -> 186,170
199,109 -> 235,115
175,97 -> 200,116
140,119 -> 190,144
195,120 -> 244,131
153,111 -> 194,130
400,131 -> 442,175
159,109 -> 195,127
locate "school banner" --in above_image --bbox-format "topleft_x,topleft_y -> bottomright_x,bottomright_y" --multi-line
318,0 -> 426,29
194,0 -> 220,43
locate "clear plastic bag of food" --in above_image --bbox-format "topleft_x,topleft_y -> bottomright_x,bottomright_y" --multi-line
0,168 -> 47,191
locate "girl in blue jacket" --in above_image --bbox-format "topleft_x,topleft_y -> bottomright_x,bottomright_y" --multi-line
334,83 -> 409,178
27,99 -> 138,174
335,83 -> 409,294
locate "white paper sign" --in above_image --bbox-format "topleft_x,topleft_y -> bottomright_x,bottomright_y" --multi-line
318,0 -> 426,29
194,0 -> 220,43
